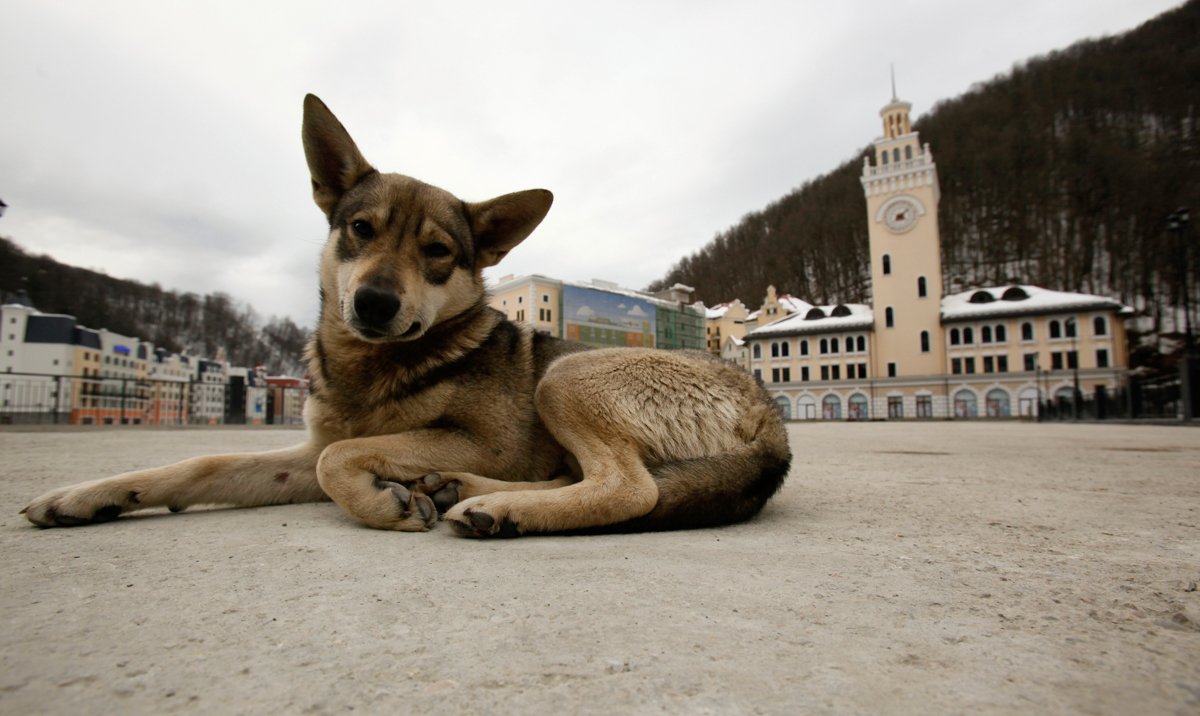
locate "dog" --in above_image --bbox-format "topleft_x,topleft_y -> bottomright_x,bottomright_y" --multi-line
21,95 -> 791,537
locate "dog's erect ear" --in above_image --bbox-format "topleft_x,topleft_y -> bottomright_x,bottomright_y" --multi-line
302,94 -> 376,220
464,189 -> 554,268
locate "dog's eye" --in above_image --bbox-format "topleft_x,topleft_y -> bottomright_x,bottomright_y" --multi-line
350,220 -> 374,239
422,243 -> 452,259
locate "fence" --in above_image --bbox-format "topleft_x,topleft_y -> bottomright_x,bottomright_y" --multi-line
0,371 -> 308,426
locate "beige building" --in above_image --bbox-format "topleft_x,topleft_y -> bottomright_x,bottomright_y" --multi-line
745,93 -> 1131,420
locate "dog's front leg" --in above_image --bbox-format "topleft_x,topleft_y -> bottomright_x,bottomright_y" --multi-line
316,430 -> 499,531
23,443 -> 326,527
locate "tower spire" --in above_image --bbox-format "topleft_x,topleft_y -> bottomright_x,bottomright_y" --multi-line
890,63 -> 897,102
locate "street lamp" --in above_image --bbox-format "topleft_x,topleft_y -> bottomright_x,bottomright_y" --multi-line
1067,317 -> 1081,420
1168,208 -> 1192,353
1169,207 -> 1194,421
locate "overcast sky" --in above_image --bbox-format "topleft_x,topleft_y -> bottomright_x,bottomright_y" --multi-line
0,1 -> 1181,328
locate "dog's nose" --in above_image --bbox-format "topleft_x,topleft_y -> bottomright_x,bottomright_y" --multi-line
353,285 -> 401,329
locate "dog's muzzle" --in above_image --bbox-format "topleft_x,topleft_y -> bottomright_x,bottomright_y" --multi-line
353,285 -> 400,333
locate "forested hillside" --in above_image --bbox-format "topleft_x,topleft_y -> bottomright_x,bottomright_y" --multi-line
651,1 -> 1199,346
0,237 -> 310,375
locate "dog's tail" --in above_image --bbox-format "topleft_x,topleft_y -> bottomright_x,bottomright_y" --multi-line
577,402 -> 792,534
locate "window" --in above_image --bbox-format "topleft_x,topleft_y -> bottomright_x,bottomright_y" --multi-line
782,368 -> 790,382
800,340 -> 809,356
1094,316 -> 1108,336
753,344 -> 761,359
831,365 -> 841,381
920,331 -> 930,353
952,357 -> 962,374
905,145 -> 913,160
859,363 -> 867,378
781,342 -> 790,357
965,357 -> 976,374
893,148 -> 900,162
982,326 -> 992,343
995,325 -> 1007,342
963,327 -> 974,344
916,395 -> 932,418
801,366 -> 810,382
847,364 -> 856,380
917,276 -> 927,298
820,339 -> 828,355
1067,350 -> 1078,370
983,356 -> 994,373
820,365 -> 829,381
882,151 -> 889,165
857,336 -> 866,352
885,307 -> 894,328
543,295 -> 549,302
1065,320 -> 1077,339
1096,349 -> 1110,368
831,337 -> 840,354
753,369 -> 761,381
950,328 -> 961,346
887,363 -> 897,378
1024,353 -> 1037,371
1051,352 -> 1063,370
888,396 -> 903,418
998,355 -> 1008,372
771,368 -> 780,383
771,343 -> 779,358
1022,322 -> 1034,341
1049,320 -> 1061,339
883,254 -> 892,275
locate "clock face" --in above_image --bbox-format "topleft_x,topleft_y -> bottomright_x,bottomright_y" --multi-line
884,200 -> 918,234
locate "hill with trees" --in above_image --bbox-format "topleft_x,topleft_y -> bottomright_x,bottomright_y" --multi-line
650,1 -> 1199,361
0,236 -> 309,376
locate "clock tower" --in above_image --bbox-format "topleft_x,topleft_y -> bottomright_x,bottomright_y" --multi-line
861,90 -> 945,380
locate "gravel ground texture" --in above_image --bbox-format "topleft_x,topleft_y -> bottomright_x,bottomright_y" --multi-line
1,422 -> 1198,715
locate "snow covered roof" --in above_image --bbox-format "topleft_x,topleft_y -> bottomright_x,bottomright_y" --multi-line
941,285 -> 1133,322
747,303 -> 874,338
705,302 -> 733,320
777,295 -> 815,314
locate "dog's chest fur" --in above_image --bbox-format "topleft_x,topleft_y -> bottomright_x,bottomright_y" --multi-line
305,306 -> 588,481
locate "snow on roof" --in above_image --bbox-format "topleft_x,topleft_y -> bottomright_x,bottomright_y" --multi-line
705,302 -> 733,320
941,285 -> 1132,321
777,295 -> 815,314
748,303 -> 874,337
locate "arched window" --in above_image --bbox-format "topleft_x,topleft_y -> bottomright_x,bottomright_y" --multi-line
986,389 -> 1011,418
822,394 -> 842,420
770,342 -> 779,358
1065,319 -> 1077,338
963,327 -> 974,344
982,326 -> 993,343
831,337 -> 840,354
1049,320 -> 1061,339
800,339 -> 809,356
893,148 -> 900,163
1093,316 -> 1108,336
950,328 -> 961,345
917,276 -> 927,297
954,390 -> 978,418
819,338 -> 828,354
752,344 -> 761,359
882,254 -> 892,275
1021,322 -> 1034,341
885,307 -> 895,328
904,145 -> 913,160
848,394 -> 869,420
920,330 -> 930,353
995,324 -> 1007,342
773,396 -> 792,420
781,341 -> 789,357
881,151 -> 889,165
856,336 -> 866,352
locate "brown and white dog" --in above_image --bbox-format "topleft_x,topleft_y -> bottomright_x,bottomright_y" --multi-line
22,95 -> 791,537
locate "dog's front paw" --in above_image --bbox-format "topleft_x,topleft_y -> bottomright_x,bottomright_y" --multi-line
444,496 -> 521,538
22,483 -> 132,528
362,477 -> 438,532
412,473 -> 462,514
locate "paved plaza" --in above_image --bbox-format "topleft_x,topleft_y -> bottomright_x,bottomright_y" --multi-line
1,422 -> 1197,714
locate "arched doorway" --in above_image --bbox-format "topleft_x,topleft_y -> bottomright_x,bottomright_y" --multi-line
986,388 -> 1011,417
953,389 -> 978,418
848,393 -> 869,420
822,394 -> 842,420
